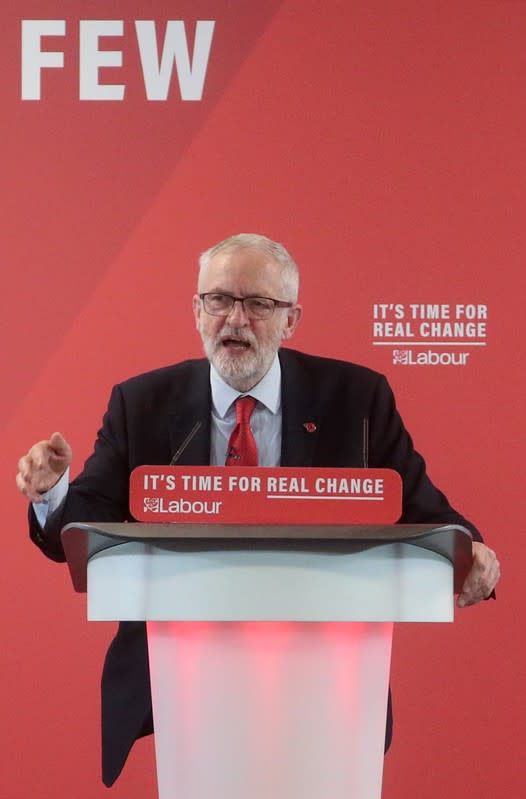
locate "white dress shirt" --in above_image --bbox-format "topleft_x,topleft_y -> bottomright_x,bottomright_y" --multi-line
209,354 -> 282,467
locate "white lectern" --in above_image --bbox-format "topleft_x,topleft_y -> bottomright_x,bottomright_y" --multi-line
62,522 -> 472,799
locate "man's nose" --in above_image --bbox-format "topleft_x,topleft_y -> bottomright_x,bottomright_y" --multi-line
227,298 -> 250,325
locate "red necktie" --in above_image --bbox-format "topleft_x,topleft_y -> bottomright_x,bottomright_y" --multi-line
225,396 -> 258,466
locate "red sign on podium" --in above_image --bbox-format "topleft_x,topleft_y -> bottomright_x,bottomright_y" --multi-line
129,466 -> 402,525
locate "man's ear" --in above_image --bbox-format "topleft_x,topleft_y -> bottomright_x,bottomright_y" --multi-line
281,304 -> 303,341
192,294 -> 201,330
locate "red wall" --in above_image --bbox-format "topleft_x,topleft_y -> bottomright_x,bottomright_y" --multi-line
3,3 -> 523,797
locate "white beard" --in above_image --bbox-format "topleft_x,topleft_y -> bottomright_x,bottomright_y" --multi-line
200,324 -> 282,391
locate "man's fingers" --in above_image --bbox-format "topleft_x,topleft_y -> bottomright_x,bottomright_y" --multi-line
17,454 -> 31,480
30,434 -> 71,473
47,433 -> 72,472
460,574 -> 495,605
17,453 -> 42,484
20,445 -> 49,476
15,471 -> 43,503
28,448 -> 47,470
16,433 -> 72,499
457,542 -> 500,607
49,431 -> 71,458
15,460 -> 41,499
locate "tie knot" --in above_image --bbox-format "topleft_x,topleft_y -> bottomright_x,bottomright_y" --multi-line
235,395 -> 257,424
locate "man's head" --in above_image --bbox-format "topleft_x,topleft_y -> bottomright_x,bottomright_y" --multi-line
193,233 -> 302,392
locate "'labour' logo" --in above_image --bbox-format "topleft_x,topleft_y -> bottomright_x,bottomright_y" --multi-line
393,350 -> 410,365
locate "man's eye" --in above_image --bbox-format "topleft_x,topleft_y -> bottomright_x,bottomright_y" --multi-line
248,298 -> 271,310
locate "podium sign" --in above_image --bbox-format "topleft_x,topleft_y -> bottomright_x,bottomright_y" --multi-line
130,465 -> 402,524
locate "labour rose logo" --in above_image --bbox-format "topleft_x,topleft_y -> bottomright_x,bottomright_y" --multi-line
144,497 -> 160,512
393,350 -> 410,365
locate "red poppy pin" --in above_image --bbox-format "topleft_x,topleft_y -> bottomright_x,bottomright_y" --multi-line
303,422 -> 317,433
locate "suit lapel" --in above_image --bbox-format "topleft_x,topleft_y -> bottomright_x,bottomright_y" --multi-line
279,349 -> 323,467
167,360 -> 212,465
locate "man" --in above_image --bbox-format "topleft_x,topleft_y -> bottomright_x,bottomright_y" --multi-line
17,233 -> 500,786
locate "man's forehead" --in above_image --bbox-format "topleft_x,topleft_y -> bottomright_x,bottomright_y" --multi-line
209,245 -> 278,267
202,247 -> 284,288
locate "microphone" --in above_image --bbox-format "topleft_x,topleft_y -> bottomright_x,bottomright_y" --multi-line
362,416 -> 369,468
170,421 -> 203,465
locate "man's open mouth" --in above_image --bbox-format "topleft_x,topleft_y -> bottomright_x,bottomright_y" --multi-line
221,338 -> 251,350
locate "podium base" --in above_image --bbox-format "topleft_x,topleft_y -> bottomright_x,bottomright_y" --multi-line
147,621 -> 392,799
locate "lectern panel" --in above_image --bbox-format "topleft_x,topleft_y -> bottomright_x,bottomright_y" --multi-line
147,620 -> 393,799
87,541 -> 453,622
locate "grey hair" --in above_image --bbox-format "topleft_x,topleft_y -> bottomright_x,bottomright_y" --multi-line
198,233 -> 300,302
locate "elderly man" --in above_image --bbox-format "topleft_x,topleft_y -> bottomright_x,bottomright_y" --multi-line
17,233 -> 500,786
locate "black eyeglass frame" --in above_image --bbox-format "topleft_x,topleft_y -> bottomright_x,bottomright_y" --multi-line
199,292 -> 294,319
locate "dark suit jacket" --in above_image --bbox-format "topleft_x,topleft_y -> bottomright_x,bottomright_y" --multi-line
29,348 -> 481,785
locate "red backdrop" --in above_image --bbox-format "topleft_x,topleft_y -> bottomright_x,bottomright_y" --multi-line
3,2 -> 523,797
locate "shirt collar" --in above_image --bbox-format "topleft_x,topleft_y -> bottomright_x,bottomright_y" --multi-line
210,354 -> 281,418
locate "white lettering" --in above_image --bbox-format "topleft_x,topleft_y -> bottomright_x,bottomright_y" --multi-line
181,474 -> 223,490
229,474 -> 261,492
409,304 -> 451,319
21,20 -> 65,100
165,499 -> 222,514
455,304 -> 487,319
373,321 -> 414,337
79,20 -> 124,100
397,350 -> 470,366
419,321 -> 486,337
136,20 -> 215,100
314,477 -> 384,495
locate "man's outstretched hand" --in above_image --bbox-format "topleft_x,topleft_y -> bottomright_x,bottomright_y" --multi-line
16,432 -> 72,503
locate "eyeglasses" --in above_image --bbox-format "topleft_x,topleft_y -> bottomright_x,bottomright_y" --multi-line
199,293 -> 293,320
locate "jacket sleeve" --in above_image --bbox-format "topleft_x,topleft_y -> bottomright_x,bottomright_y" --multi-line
28,384 -> 133,562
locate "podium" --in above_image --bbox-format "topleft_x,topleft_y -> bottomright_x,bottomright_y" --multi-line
62,521 -> 472,799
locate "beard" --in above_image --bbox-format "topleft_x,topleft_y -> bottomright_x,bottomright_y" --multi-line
200,324 -> 282,391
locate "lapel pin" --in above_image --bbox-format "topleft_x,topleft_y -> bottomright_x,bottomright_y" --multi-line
303,422 -> 317,433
